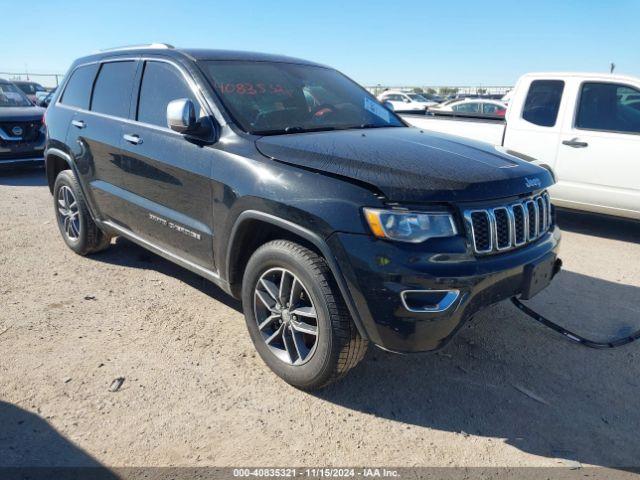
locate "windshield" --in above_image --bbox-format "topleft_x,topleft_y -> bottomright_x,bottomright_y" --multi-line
0,82 -> 33,107
407,93 -> 427,101
17,83 -> 45,94
202,61 -> 404,135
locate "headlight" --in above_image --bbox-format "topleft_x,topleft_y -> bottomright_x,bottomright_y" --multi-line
363,208 -> 457,243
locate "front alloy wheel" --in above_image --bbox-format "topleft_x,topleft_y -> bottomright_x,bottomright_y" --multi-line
242,240 -> 368,390
254,267 -> 319,365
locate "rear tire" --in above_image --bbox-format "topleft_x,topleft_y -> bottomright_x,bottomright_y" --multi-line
242,240 -> 367,390
53,169 -> 111,255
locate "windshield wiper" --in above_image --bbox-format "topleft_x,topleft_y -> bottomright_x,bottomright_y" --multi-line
253,124 -> 400,136
357,123 -> 401,129
254,126 -> 340,136
284,126 -> 306,133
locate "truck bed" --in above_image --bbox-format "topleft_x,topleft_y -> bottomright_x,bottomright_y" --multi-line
401,113 -> 506,146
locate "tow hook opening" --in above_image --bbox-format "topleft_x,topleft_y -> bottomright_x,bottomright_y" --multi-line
552,258 -> 563,277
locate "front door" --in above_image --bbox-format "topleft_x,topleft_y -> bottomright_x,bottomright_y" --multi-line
118,59 -> 216,269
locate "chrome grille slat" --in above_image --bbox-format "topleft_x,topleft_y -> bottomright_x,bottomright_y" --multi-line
465,210 -> 492,253
542,192 -> 552,228
511,203 -> 526,246
526,200 -> 538,241
493,207 -> 511,250
536,196 -> 546,234
465,192 -> 552,255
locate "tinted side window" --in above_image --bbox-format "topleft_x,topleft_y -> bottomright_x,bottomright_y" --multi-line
137,61 -> 199,128
91,61 -> 137,118
522,80 -> 564,127
453,102 -> 480,113
483,103 -> 501,114
60,64 -> 99,109
576,82 -> 640,134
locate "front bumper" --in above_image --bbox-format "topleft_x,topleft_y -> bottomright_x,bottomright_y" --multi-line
328,226 -> 561,353
0,134 -> 45,168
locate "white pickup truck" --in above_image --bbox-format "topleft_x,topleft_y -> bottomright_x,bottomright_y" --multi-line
403,72 -> 640,220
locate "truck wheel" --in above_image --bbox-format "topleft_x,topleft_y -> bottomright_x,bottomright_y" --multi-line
242,240 -> 367,390
53,169 -> 111,256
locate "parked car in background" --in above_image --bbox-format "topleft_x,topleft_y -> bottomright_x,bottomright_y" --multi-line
35,88 -> 55,104
418,92 -> 445,104
377,90 -> 428,112
12,80 -> 47,104
403,72 -> 640,220
430,98 -> 508,117
0,79 -> 46,167
36,90 -> 56,108
44,45 -> 560,389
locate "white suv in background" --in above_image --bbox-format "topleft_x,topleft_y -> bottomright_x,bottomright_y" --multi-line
377,90 -> 432,112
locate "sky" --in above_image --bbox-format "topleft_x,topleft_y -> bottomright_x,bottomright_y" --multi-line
2,0 -> 638,87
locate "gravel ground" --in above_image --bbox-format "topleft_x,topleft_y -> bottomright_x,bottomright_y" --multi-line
1,168 -> 639,469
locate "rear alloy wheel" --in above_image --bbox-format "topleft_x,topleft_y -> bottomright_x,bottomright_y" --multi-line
57,185 -> 81,241
242,240 -> 368,390
53,169 -> 112,255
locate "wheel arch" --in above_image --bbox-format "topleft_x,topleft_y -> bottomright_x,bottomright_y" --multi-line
45,147 -> 101,226
225,210 -> 368,340
45,148 -> 75,194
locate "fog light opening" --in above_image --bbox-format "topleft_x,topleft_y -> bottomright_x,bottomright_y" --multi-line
400,289 -> 460,313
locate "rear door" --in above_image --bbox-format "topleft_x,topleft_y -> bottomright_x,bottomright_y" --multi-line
64,59 -> 139,223
118,59 -> 215,268
554,81 -> 640,219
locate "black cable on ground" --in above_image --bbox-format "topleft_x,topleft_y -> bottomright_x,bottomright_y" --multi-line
511,296 -> 640,349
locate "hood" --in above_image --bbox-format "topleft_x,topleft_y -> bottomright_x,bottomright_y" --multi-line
255,127 -> 553,203
0,106 -> 46,122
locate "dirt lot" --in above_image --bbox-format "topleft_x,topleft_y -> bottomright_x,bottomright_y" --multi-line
1,168 -> 639,469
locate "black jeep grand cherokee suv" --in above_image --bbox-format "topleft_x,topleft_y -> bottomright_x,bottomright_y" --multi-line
45,44 -> 561,389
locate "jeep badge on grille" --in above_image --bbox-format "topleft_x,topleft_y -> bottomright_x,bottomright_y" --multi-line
525,177 -> 541,188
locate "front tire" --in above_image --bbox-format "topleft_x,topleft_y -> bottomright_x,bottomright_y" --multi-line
53,169 -> 111,255
242,240 -> 367,390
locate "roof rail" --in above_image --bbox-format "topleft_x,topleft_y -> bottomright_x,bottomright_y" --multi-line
98,43 -> 175,53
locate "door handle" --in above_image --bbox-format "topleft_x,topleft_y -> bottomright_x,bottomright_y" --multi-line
123,133 -> 143,145
71,119 -> 86,129
562,138 -> 588,148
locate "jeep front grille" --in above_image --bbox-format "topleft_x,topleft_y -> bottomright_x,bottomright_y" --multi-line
464,192 -> 552,255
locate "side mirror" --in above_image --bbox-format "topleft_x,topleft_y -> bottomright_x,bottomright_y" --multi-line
383,101 -> 395,111
403,98 -> 411,103
167,98 -> 197,133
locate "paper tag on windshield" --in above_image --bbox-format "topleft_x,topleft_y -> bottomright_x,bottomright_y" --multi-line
364,97 -> 390,122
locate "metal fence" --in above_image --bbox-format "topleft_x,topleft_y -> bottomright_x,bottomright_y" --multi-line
365,85 -> 512,97
0,72 -> 64,88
